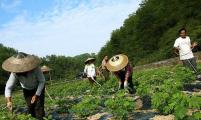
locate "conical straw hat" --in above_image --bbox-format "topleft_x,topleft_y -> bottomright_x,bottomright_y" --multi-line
41,65 -> 52,72
106,54 -> 128,72
85,58 -> 96,64
2,52 -> 41,73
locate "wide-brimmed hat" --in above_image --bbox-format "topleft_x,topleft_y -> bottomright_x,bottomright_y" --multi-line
85,58 -> 96,64
106,54 -> 128,72
2,52 -> 41,73
41,65 -> 52,72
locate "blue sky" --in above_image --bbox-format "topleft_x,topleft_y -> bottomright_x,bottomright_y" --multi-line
0,0 -> 141,57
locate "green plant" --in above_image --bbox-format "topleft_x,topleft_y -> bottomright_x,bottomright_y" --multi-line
16,114 -> 36,120
70,96 -> 101,118
104,90 -> 135,119
192,112 -> 201,120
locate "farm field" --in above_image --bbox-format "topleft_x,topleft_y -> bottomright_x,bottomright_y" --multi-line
0,64 -> 201,120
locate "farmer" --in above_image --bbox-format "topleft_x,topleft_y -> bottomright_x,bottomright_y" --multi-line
100,56 -> 110,81
84,58 -> 98,85
3,52 -> 46,120
106,54 -> 135,94
41,65 -> 52,81
41,65 -> 52,74
173,28 -> 201,80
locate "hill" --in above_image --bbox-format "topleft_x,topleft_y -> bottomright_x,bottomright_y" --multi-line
98,0 -> 201,65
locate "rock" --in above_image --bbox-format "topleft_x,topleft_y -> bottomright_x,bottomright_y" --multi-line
135,98 -> 143,110
87,112 -> 113,120
130,109 -> 158,120
150,115 -> 175,120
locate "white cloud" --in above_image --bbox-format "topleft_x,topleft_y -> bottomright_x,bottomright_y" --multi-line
0,0 -> 141,57
0,0 -> 21,12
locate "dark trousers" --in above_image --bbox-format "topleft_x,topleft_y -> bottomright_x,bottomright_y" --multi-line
102,69 -> 109,81
88,76 -> 96,85
117,71 -> 135,94
23,88 -> 45,120
182,57 -> 201,79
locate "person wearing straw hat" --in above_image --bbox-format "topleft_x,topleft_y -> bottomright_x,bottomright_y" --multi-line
41,65 -> 52,73
84,58 -> 98,85
106,54 -> 135,94
3,52 -> 46,120
41,65 -> 52,81
100,56 -> 110,81
174,28 -> 201,80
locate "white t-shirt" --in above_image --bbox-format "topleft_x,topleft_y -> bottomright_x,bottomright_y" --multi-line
84,64 -> 96,77
174,36 -> 194,60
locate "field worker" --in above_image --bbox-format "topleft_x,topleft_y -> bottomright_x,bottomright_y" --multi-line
174,28 -> 201,80
3,52 -> 46,120
100,56 -> 110,81
106,54 -> 135,94
41,65 -> 52,81
84,58 -> 98,85
41,65 -> 52,74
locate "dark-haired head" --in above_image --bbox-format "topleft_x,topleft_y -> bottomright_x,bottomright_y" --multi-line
178,28 -> 187,34
178,28 -> 187,38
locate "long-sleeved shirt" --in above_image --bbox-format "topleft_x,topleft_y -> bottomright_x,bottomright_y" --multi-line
125,63 -> 133,79
84,64 -> 96,78
5,67 -> 45,97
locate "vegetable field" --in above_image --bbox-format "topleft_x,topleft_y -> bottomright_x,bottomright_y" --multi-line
0,64 -> 201,120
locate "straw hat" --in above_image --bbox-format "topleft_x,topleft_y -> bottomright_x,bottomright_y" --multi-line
2,52 -> 41,73
106,54 -> 128,72
41,65 -> 52,72
85,58 -> 96,64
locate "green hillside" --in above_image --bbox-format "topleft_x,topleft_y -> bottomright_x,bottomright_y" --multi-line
98,0 -> 201,65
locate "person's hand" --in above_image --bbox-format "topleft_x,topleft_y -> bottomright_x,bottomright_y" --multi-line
31,95 -> 39,104
124,80 -> 128,88
192,42 -> 198,48
174,48 -> 180,56
6,102 -> 13,111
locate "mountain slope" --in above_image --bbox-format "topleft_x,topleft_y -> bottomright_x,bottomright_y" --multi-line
98,0 -> 201,65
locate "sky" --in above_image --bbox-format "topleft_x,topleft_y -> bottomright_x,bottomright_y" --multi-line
0,0 -> 141,57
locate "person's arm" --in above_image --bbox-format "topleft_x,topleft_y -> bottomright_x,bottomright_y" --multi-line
173,47 -> 180,55
35,67 -> 45,96
5,73 -> 17,110
125,64 -> 132,81
91,64 -> 96,77
113,72 -> 119,80
84,65 -> 87,73
173,39 -> 180,55
191,42 -> 198,49
187,36 -> 197,49
113,72 -> 122,90
31,67 -> 45,104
